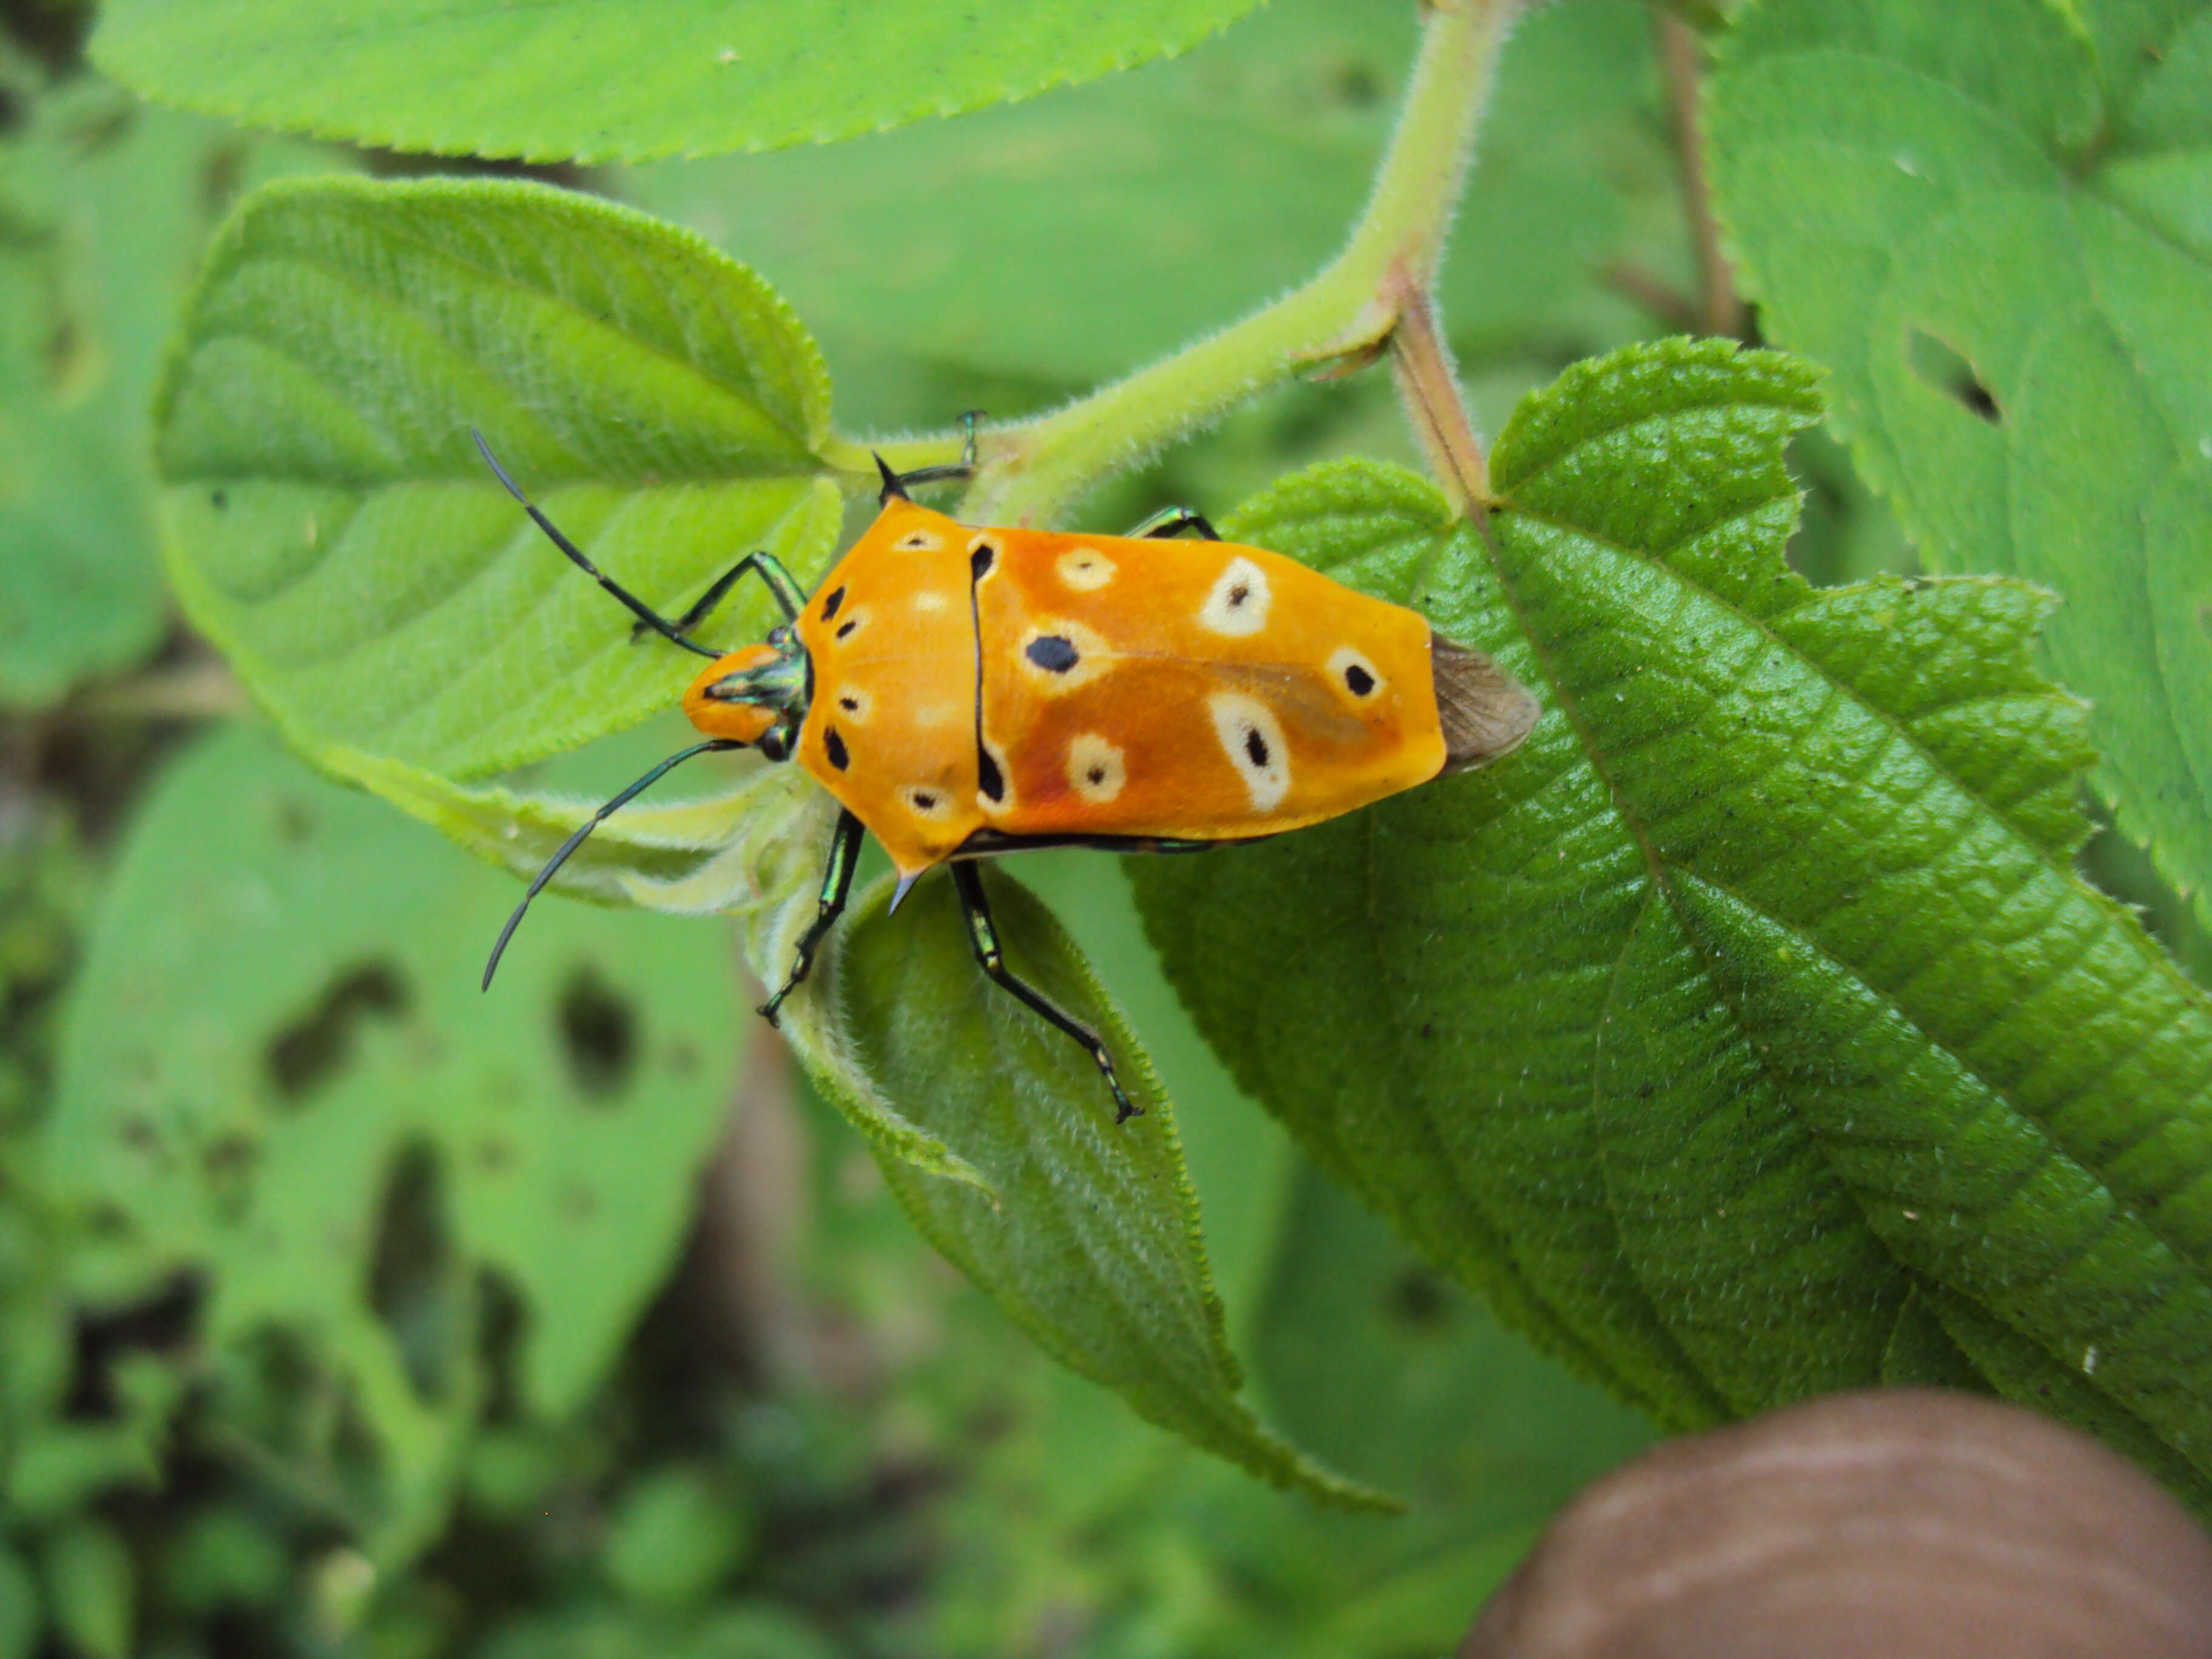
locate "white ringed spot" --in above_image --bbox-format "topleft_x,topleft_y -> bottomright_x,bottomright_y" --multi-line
1327,645 -> 1385,702
1199,556 -> 1270,637
1065,734 -> 1127,805
1056,547 -> 1116,591
1208,692 -> 1289,812
832,684 -> 872,726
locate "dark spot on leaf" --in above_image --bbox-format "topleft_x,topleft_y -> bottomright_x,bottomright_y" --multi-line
978,747 -> 1004,802
210,489 -> 227,510
1907,329 -> 2000,423
267,963 -> 409,1105
559,970 -> 635,1101
1026,635 -> 1079,673
666,1037 -> 699,1078
819,585 -> 845,621
369,1142 -> 454,1401
1331,57 -> 1382,108
1387,1267 -> 1450,1329
1419,1021 -> 1434,1039
1244,727 -> 1269,768
275,798 -> 315,845
1344,663 -> 1376,697
118,1114 -> 158,1151
825,727 -> 850,771
474,1138 -> 517,1173
203,1134 -> 259,1223
971,545 -> 996,577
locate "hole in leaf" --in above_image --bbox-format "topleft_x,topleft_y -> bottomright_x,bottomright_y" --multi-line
267,962 -> 409,1105
1386,1267 -> 1451,1330
369,1142 -> 455,1402
560,969 -> 635,1101
1907,329 -> 2000,423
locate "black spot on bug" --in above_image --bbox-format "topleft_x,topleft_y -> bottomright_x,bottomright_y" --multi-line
1087,766 -> 1107,786
971,545 -> 996,577
819,585 -> 846,620
913,791 -> 939,810
1244,727 -> 1269,768
977,748 -> 1004,802
825,728 -> 850,771
1227,583 -> 1250,607
836,618 -> 859,640
838,692 -> 860,713
1026,635 -> 1079,673
1344,663 -> 1376,697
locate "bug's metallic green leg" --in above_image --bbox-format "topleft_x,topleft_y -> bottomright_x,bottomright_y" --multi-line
760,809 -> 865,1024
1125,505 -> 1222,542
952,862 -> 1139,1124
634,551 -> 806,645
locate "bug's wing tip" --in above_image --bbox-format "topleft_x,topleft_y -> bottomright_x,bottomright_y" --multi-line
1431,634 -> 1541,774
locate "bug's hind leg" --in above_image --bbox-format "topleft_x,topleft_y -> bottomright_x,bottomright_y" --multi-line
953,863 -> 1139,1124
760,809 -> 865,1023
1124,505 -> 1222,542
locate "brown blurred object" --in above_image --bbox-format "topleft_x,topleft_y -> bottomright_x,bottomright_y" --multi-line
1462,1388 -> 2212,1659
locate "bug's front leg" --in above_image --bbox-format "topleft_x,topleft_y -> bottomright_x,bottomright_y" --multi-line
759,809 -> 865,1023
952,862 -> 1139,1124
1123,505 -> 1222,542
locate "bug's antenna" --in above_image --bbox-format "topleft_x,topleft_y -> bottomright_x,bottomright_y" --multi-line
483,739 -> 739,991
874,452 -> 910,505
472,428 -> 719,660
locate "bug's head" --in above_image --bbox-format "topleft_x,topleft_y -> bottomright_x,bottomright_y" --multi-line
683,627 -> 809,759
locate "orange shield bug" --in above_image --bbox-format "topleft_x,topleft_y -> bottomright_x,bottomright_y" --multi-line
477,417 -> 1538,1122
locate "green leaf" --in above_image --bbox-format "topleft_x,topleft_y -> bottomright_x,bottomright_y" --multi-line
1707,0 -> 2212,928
823,865 -> 1390,1511
0,81 -> 340,708
1132,338 -> 2212,1511
602,1467 -> 753,1609
91,0 -> 1269,165
42,1521 -> 131,1659
0,1542 -> 37,1659
156,175 -> 842,781
45,724 -> 746,1558
623,0 -> 1670,434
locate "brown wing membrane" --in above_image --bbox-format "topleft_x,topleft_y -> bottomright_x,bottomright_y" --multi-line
1430,635 -> 1540,775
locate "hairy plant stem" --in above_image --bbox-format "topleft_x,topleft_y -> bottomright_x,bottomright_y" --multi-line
856,0 -> 1522,527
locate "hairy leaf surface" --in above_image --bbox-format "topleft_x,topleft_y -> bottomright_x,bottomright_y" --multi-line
92,0 -> 1268,164
156,176 -> 842,781
1133,339 -> 2212,1510
827,866 -> 1387,1509
1708,0 -> 2212,927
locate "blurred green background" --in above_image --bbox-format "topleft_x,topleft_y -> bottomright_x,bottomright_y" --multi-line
0,0 -> 2096,1652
